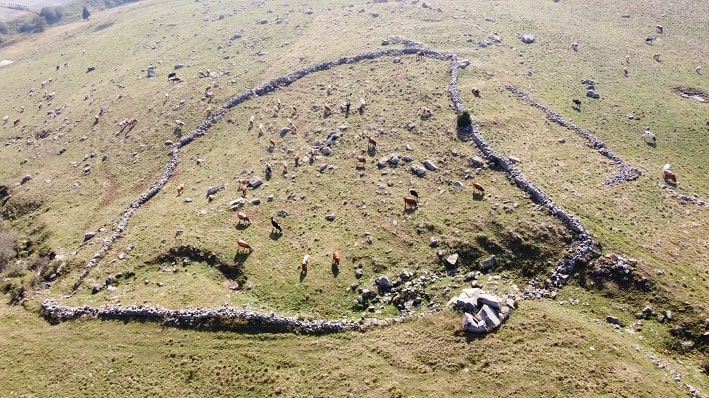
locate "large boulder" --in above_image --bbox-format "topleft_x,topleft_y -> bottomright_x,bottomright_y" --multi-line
248,176 -> 263,189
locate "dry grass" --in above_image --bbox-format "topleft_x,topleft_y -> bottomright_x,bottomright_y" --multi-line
0,0 -> 707,396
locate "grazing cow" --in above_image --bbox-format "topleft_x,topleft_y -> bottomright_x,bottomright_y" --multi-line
416,50 -> 425,60
624,67 -> 629,77
269,138 -> 276,150
472,87 -> 480,97
282,161 -> 288,175
301,254 -> 310,274
294,153 -> 301,167
653,53 -> 661,62
472,182 -> 485,196
176,119 -> 185,127
358,98 -> 366,114
626,54 -> 630,64
332,251 -> 341,267
642,128 -> 656,145
645,37 -> 655,45
408,189 -> 419,200
572,99 -> 581,109
167,72 -> 182,83
2,115 -> 8,124
355,155 -> 366,169
403,196 -> 418,210
663,169 -> 676,184
176,184 -> 184,196
697,66 -> 702,74
271,217 -> 283,234
656,25 -> 663,34
237,239 -> 254,253
249,115 -> 255,130
240,181 -> 248,197
287,118 -> 297,132
87,66 -> 96,73
367,136 -> 377,149
237,211 -> 252,225
13,118 -> 20,126
571,42 -> 579,52
265,162 -> 273,177
323,103 -> 333,116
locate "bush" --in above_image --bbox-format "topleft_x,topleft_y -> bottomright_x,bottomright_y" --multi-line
40,7 -> 64,25
456,111 -> 472,128
0,21 -> 8,34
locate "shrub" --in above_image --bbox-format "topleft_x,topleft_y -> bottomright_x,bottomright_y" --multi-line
456,111 -> 472,128
40,7 -> 64,25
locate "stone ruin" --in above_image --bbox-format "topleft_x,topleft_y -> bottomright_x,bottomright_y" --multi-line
448,288 -> 516,333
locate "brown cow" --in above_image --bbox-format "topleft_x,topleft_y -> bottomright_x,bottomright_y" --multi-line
355,155 -> 366,169
663,169 -> 677,184
332,250 -> 341,267
472,87 -> 480,98
473,182 -> 485,197
237,239 -> 253,253
237,211 -> 251,225
403,196 -> 418,210
176,184 -> 185,196
368,136 -> 377,149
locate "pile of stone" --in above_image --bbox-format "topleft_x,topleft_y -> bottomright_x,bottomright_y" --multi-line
588,253 -> 648,289
356,270 -> 438,313
448,288 -> 515,333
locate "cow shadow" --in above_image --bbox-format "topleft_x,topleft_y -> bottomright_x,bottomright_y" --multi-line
235,223 -> 249,231
331,263 -> 339,278
472,193 -> 485,201
367,147 -> 377,156
644,141 -> 656,148
402,207 -> 417,215
269,231 -> 282,240
299,270 -> 307,283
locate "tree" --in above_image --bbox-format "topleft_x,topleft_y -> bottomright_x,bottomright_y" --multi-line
456,110 -> 472,129
82,6 -> 91,21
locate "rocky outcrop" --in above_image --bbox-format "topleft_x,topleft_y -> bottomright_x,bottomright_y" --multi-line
448,288 -> 515,333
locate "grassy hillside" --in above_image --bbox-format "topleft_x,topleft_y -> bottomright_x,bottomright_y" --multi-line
0,0 -> 707,396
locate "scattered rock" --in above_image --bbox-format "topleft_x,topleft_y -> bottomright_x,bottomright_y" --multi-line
325,213 -> 336,221
229,198 -> 246,210
606,315 -> 622,325
248,176 -> 263,189
411,164 -> 427,177
479,255 -> 496,271
521,34 -> 535,44
446,253 -> 459,265
423,160 -> 438,171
